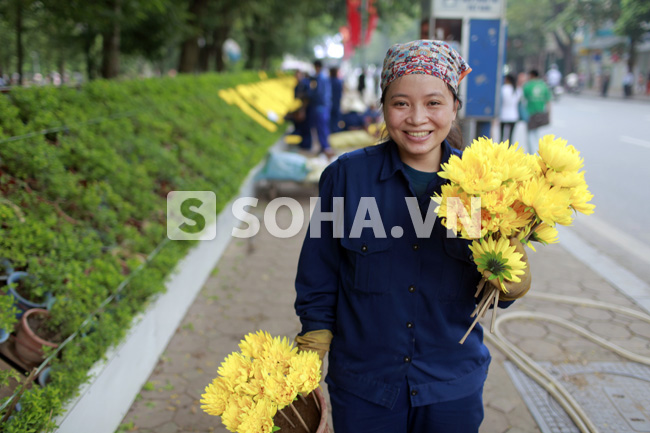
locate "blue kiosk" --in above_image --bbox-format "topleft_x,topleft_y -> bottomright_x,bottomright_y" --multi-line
420,0 -> 507,142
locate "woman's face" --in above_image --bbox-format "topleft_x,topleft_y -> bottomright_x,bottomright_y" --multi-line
383,74 -> 458,171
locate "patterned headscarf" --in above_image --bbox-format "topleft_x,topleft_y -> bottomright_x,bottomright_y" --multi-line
380,40 -> 471,94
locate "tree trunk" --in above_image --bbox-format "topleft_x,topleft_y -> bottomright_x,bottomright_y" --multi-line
178,0 -> 209,73
627,38 -> 637,72
84,32 -> 95,81
198,41 -> 211,72
213,24 -> 230,72
101,0 -> 122,79
15,0 -> 24,85
58,56 -> 65,85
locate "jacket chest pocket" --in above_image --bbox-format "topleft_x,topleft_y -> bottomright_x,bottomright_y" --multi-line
341,237 -> 393,294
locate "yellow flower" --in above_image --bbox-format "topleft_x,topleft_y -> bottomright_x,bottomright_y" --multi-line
480,182 -> 516,215
433,184 -> 481,239
469,236 -> 526,291
518,177 -> 573,226
237,398 -> 278,433
538,135 -> 584,173
260,336 -> 298,371
221,394 -> 254,432
544,169 -> 584,188
201,377 -> 230,416
569,179 -> 595,215
240,330 -> 273,359
439,139 -> 503,194
218,353 -> 253,385
264,371 -> 298,409
288,351 -> 322,394
530,222 -> 559,245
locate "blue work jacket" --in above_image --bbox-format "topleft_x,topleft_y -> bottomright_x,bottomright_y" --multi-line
309,70 -> 332,110
294,140 -> 513,409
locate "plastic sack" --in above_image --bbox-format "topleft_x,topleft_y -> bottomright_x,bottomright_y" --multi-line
255,151 -> 309,182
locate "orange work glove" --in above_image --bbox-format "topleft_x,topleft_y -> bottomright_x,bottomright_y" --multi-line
294,329 -> 333,361
484,237 -> 532,301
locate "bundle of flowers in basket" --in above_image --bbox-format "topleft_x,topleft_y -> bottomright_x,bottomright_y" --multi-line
432,135 -> 595,343
201,330 -> 324,433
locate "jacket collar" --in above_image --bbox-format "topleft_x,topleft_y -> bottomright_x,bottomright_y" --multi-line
379,139 -> 455,181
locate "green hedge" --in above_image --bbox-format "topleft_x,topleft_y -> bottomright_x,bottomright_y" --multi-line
0,72 -> 282,432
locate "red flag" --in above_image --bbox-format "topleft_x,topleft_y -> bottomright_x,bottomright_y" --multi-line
365,0 -> 378,44
347,0 -> 362,47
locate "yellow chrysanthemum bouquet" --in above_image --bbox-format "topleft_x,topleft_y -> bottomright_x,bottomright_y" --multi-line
432,135 -> 595,343
201,330 -> 322,433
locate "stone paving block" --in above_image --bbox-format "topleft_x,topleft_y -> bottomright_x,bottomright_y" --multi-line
482,406 -> 511,433
489,397 -> 519,414
518,339 -> 564,360
505,320 -> 549,339
130,404 -> 176,429
587,321 -> 632,339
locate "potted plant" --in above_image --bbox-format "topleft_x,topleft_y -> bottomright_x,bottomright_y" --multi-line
14,308 -> 63,367
6,272 -> 53,318
0,292 -> 19,343
201,330 -> 328,433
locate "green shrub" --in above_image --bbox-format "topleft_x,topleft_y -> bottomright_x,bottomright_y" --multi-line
0,71 -> 283,432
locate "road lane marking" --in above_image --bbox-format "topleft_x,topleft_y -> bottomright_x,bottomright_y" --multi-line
577,214 -> 650,267
620,135 -> 650,149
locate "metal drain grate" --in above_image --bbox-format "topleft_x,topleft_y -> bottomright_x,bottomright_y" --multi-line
504,361 -> 650,433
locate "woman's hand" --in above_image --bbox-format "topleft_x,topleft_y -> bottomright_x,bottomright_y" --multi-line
484,237 -> 532,301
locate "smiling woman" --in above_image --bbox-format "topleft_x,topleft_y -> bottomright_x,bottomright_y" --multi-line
293,39 -> 532,433
383,74 -> 458,171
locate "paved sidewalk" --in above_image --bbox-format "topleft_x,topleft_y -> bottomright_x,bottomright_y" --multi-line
119,181 -> 650,433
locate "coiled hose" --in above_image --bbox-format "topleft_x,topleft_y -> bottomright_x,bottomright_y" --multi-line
485,292 -> 650,433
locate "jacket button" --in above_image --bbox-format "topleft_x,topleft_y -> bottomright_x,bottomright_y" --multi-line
361,244 -> 368,252
411,390 -> 418,396
406,322 -> 413,328
412,244 -> 419,251
408,285 -> 416,293
404,356 -> 411,363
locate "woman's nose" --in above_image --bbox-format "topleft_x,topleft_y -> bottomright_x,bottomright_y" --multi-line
407,105 -> 427,124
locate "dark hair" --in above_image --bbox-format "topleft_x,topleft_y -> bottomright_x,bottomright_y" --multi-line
504,74 -> 516,89
329,67 -> 339,77
379,81 -> 464,150
314,60 -> 323,69
529,70 -> 539,78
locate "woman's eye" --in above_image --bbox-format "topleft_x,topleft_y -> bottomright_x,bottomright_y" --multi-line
394,101 -> 407,107
428,100 -> 440,106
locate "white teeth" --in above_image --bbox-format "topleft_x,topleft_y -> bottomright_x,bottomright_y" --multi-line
407,131 -> 429,137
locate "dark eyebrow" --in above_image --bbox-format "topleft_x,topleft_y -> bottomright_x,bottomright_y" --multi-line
390,91 -> 445,99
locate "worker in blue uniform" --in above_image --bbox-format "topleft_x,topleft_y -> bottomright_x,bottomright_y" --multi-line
294,40 -> 532,433
309,60 -> 335,157
292,69 -> 312,151
329,66 -> 344,134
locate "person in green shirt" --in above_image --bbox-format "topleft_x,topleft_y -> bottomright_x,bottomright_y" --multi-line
522,69 -> 552,154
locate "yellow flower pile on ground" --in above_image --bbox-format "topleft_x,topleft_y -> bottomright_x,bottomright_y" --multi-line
219,76 -> 297,132
201,330 -> 322,433
433,135 -> 594,292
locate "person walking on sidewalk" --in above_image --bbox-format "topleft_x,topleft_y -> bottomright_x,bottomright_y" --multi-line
522,69 -> 551,154
499,73 -> 521,145
294,40 -> 532,433
309,60 -> 335,157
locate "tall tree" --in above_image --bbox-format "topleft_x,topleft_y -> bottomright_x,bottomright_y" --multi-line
101,0 -> 122,78
178,0 -> 209,73
615,0 -> 650,71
